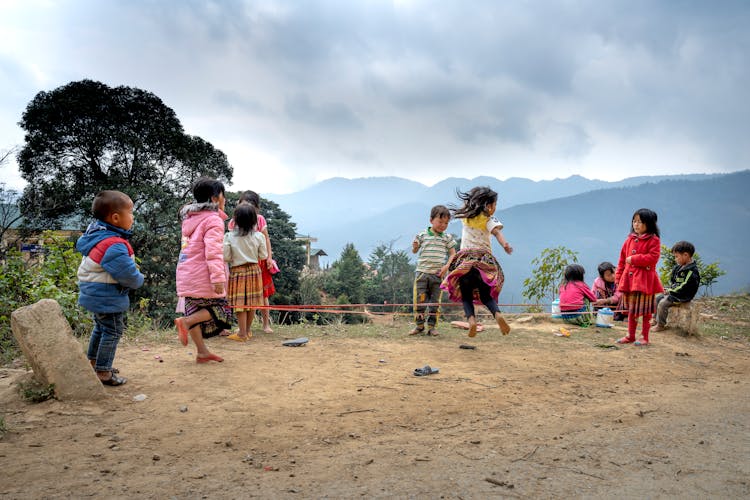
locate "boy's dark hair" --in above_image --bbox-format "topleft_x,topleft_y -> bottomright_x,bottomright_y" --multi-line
451,186 -> 498,219
193,177 -> 225,203
92,190 -> 131,221
597,261 -> 615,278
671,240 -> 695,256
631,208 -> 660,237
239,190 -> 261,209
430,205 -> 450,220
232,203 -> 258,237
563,264 -> 586,284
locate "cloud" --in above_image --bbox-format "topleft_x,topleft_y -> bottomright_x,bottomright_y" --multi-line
0,0 -> 748,194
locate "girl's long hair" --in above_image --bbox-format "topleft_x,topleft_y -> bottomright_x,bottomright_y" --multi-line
233,204 -> 258,237
451,186 -> 498,219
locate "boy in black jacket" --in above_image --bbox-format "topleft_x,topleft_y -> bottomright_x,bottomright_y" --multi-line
653,241 -> 700,331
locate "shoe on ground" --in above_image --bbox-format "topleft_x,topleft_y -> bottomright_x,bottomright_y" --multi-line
616,336 -> 635,344
409,327 -> 425,335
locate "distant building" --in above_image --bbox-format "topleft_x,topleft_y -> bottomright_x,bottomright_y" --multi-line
295,233 -> 327,271
1,203 -> 82,259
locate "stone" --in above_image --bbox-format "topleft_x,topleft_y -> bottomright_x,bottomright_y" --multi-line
667,301 -> 700,336
10,299 -> 106,401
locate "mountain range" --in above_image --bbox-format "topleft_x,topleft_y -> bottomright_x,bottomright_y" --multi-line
267,171 -> 750,302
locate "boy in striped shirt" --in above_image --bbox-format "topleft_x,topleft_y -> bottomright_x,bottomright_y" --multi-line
410,205 -> 457,336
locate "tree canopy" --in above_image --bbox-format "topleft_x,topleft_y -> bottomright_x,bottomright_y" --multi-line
17,79 -> 233,320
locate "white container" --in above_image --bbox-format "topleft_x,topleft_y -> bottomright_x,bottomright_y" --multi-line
596,307 -> 614,328
551,299 -> 562,319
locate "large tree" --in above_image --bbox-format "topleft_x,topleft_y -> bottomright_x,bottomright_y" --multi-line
17,80 -> 232,320
365,242 -> 415,307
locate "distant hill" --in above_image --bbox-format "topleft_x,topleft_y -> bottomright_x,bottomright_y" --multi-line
268,171 -> 749,300
269,173 -> 723,236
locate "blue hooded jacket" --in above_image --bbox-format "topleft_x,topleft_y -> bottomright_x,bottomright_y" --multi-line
76,220 -> 144,313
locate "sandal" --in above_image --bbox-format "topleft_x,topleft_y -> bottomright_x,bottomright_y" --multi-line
227,333 -> 249,342
634,340 -> 650,346
175,318 -> 189,346
101,373 -> 127,386
616,336 -> 635,344
409,327 -> 425,336
196,353 -> 224,363
427,328 -> 439,337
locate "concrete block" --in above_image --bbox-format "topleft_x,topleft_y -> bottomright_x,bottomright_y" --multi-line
668,301 -> 700,336
11,299 -> 106,401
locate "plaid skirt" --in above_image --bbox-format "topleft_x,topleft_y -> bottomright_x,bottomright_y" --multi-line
184,297 -> 233,338
260,259 -> 276,298
623,292 -> 656,317
440,248 -> 505,304
228,263 -> 264,311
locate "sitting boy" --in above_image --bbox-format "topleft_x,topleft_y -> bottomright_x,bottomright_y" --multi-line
653,241 -> 700,332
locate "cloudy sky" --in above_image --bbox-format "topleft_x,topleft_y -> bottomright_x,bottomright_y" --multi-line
1,0 -> 748,195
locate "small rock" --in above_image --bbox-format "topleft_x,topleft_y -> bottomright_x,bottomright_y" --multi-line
179,405 -> 188,413
152,454 -> 160,461
133,394 -> 147,402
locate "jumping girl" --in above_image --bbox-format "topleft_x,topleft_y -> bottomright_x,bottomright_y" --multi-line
441,186 -> 513,337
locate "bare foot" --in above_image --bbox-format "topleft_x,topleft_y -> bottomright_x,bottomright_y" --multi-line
468,316 -> 477,338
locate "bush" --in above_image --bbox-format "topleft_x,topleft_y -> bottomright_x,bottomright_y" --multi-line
0,232 -> 92,362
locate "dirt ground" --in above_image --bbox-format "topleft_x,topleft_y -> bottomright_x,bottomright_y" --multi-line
1,315 -> 749,499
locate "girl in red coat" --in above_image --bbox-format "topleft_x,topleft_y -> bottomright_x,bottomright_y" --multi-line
615,208 -> 664,345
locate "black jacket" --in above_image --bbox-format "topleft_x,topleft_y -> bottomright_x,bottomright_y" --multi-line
667,261 -> 700,302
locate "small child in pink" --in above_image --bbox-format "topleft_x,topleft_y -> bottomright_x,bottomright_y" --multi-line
559,264 -> 600,326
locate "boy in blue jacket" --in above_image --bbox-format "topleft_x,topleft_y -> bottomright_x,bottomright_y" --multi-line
76,191 -> 144,386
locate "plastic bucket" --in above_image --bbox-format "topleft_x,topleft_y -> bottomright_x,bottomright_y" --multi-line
596,307 -> 614,327
551,299 -> 562,319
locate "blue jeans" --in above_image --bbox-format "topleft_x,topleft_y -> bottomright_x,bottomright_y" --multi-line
87,312 -> 126,372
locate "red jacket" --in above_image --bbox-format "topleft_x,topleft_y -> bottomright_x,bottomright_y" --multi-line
615,232 -> 664,295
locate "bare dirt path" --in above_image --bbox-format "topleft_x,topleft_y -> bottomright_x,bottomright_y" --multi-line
1,317 -> 749,498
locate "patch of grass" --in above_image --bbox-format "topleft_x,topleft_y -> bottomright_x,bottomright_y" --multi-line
695,294 -> 750,340
18,380 -> 55,403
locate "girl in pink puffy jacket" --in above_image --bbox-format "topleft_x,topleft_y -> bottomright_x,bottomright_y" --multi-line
174,178 -> 232,363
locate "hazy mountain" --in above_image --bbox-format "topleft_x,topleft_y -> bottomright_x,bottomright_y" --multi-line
268,173 -> 724,236
268,171 -> 750,301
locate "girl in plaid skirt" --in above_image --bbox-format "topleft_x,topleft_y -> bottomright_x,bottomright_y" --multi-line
441,187 -> 513,338
223,203 -> 268,341
615,208 -> 664,346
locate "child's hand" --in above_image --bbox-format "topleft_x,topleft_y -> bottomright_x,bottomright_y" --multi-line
503,242 -> 513,255
213,282 -> 225,294
625,256 -> 632,264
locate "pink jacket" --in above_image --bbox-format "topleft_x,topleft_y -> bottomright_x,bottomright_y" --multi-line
176,204 -> 227,298
559,281 -> 598,311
